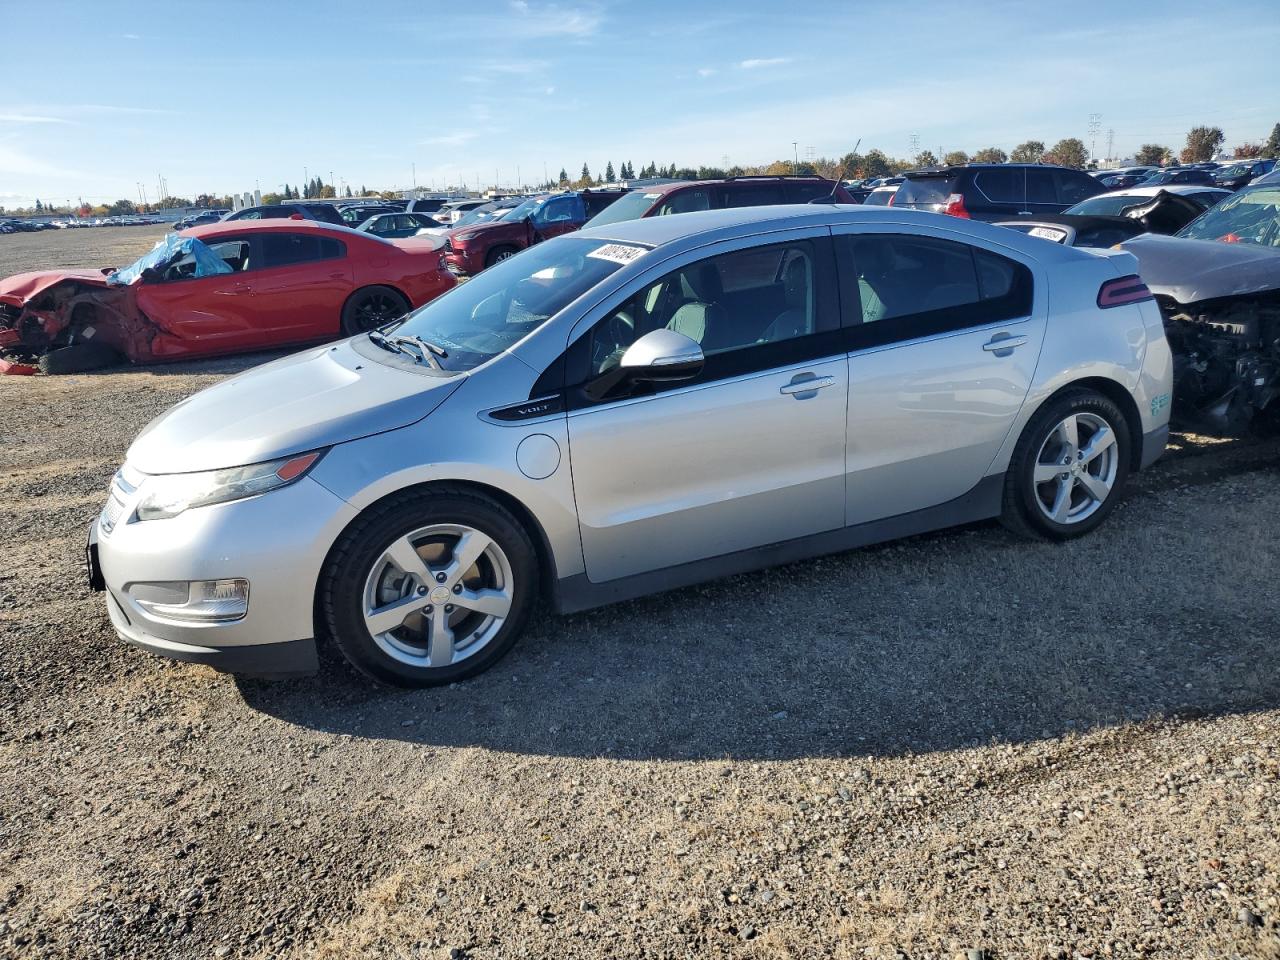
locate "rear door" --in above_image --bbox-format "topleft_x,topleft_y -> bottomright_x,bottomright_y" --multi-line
969,167 -> 1027,218
244,232 -> 353,341
1026,168 -> 1062,215
833,226 -> 1044,525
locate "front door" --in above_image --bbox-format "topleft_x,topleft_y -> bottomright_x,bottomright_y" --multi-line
565,237 -> 849,582
833,230 -> 1045,525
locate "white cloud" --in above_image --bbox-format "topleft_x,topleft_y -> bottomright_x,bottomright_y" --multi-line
0,113 -> 69,124
421,131 -> 480,147
697,67 -> 717,77
123,33 -> 140,40
739,57 -> 791,70
503,2 -> 601,38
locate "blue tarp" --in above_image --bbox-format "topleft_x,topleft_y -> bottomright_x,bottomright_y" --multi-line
107,233 -> 233,286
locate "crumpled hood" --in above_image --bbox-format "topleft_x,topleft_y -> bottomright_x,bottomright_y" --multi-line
0,268 -> 110,305
1121,234 -> 1280,303
127,338 -> 463,474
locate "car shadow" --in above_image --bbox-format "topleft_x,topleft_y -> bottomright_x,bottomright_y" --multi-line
238,496 -> 1280,760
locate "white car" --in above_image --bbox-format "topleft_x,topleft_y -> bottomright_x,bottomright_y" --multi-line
861,185 -> 898,206
1065,184 -> 1231,216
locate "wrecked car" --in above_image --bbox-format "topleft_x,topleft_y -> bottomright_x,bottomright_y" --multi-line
994,187 -> 1227,249
0,221 -> 455,374
1120,184 -> 1280,434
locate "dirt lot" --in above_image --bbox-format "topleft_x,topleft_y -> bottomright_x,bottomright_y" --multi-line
1,230 -> 1278,960
0,224 -> 172,278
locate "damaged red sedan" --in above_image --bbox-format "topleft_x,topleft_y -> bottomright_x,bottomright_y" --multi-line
0,221 -> 455,373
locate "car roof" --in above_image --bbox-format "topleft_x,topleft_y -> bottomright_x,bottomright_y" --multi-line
905,163 -> 1088,178
576,203 -> 1084,264
185,219 -> 361,239
1094,185 -> 1231,199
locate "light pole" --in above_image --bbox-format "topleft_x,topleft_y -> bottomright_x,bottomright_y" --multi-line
792,141 -> 799,173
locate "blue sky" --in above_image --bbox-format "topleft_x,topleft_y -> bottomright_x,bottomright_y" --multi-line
2,0 -> 1278,208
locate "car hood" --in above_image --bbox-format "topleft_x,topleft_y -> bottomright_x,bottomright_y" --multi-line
127,338 -> 464,474
1120,234 -> 1280,303
447,219 -> 524,242
0,268 -> 110,305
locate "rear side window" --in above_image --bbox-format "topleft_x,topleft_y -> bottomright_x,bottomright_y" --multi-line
260,233 -> 344,267
583,193 -> 622,216
786,181 -> 832,203
836,234 -> 1033,348
973,169 -> 1024,204
656,188 -> 714,215
722,184 -> 785,208
894,176 -> 953,206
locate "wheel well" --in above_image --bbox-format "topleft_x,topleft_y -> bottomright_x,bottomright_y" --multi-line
315,479 -> 558,629
340,283 -> 412,320
1045,377 -> 1145,472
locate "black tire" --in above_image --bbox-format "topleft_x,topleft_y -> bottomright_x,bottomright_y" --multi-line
340,285 -> 410,336
319,487 -> 538,687
1000,388 -> 1132,541
484,245 -> 519,269
37,342 -> 121,375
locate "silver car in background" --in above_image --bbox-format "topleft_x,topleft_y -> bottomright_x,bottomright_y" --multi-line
89,205 -> 1173,686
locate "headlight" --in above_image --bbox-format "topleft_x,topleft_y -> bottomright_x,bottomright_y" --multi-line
134,450 -> 324,521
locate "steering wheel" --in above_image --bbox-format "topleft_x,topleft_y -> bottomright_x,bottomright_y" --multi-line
592,309 -> 635,373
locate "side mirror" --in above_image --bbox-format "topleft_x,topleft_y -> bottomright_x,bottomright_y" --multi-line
619,328 -> 704,382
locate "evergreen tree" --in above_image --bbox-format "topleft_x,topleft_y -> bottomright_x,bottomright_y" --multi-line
580,162 -> 591,182
1265,123 -> 1280,157
34,198 -> 43,212
558,167 -> 568,184
605,161 -> 615,182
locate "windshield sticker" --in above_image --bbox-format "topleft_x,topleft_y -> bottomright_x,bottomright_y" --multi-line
588,243 -> 648,265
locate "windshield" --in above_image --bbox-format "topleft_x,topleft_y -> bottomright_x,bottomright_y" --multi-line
107,233 -> 232,285
584,191 -> 659,227
454,205 -> 510,228
1066,194 -> 1151,216
382,237 -> 649,372
500,195 -> 550,222
1177,187 -> 1280,248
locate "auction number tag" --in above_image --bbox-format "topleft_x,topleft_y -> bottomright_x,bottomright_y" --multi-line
588,243 -> 648,265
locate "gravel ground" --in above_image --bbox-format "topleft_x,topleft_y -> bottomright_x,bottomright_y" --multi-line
1,232 -> 1278,960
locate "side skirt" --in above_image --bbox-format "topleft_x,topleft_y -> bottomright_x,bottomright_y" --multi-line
553,473 -> 1005,615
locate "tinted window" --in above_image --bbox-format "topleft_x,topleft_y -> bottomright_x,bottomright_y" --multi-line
1057,171 -> 1103,205
260,233 -> 344,267
836,234 -> 1033,347
656,188 -> 714,215
585,241 -> 823,377
1026,169 -> 1057,204
583,193 -> 623,216
786,181 -> 833,203
973,169 -> 1023,204
722,184 -> 784,208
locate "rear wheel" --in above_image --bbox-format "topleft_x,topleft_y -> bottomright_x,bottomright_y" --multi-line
340,286 -> 410,336
1001,389 -> 1131,541
320,489 -> 538,687
485,245 -> 519,269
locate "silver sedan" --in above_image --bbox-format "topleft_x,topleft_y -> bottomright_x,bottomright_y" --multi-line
90,205 -> 1173,686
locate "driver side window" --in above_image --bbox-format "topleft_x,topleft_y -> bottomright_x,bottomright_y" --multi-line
584,240 -> 825,378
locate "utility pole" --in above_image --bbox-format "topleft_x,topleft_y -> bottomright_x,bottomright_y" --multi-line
908,133 -> 920,157
1106,127 -> 1115,164
792,141 -> 799,173
1088,113 -> 1102,163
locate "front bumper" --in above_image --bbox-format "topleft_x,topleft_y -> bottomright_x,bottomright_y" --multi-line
93,473 -> 358,677
444,246 -> 481,275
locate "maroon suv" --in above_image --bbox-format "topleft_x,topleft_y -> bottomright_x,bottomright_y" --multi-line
444,190 -> 626,274
584,176 -> 857,228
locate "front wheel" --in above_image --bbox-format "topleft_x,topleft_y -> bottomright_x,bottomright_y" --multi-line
484,245 -> 519,269
319,489 -> 538,686
340,286 -> 410,336
1001,389 -> 1132,541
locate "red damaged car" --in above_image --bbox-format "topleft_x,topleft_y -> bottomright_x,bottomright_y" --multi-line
0,220 -> 455,373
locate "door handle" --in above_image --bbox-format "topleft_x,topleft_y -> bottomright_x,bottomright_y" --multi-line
779,374 -> 836,397
983,334 -> 1028,355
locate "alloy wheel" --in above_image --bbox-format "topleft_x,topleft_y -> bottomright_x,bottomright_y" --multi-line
1032,412 -> 1119,525
353,292 -> 404,331
362,524 -> 514,668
